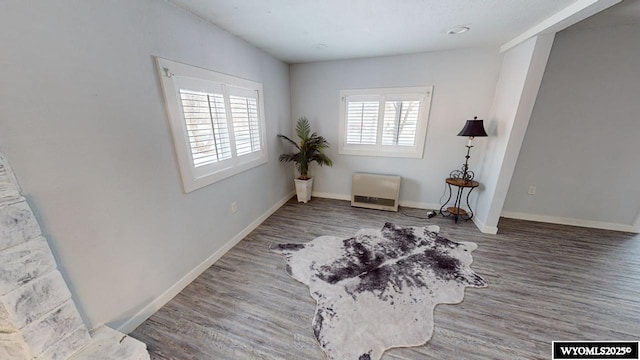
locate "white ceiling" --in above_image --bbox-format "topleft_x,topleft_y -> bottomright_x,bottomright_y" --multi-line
168,0 -> 618,63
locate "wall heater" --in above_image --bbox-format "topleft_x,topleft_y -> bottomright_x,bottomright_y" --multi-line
351,173 -> 401,212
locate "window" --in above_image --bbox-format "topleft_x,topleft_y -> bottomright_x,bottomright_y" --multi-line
156,58 -> 267,193
339,86 -> 433,158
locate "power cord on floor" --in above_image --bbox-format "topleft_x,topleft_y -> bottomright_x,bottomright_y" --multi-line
398,205 -> 437,220
399,182 -> 449,220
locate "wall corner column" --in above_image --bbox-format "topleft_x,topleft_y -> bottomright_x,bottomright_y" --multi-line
473,34 -> 555,233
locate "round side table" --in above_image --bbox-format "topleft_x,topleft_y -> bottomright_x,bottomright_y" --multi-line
439,178 -> 479,223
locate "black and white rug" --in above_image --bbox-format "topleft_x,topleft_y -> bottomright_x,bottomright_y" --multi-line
271,222 -> 487,360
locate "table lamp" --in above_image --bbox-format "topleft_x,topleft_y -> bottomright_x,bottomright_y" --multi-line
450,116 -> 487,182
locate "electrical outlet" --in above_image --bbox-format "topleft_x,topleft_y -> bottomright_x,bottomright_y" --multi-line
231,201 -> 238,213
528,186 -> 536,195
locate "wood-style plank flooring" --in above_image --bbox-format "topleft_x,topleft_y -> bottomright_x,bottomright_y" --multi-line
131,198 -> 640,359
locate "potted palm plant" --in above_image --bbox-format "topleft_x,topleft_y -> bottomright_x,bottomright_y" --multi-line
278,117 -> 333,203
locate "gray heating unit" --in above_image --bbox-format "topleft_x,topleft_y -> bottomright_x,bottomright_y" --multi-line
351,173 -> 401,212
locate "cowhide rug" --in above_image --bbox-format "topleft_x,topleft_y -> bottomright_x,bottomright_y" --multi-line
270,222 -> 487,360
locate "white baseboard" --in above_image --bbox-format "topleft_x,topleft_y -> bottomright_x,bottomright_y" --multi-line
472,216 -> 499,234
311,191 -> 350,201
117,191 -> 295,334
398,200 -> 441,210
311,191 -> 441,210
311,192 -> 497,234
501,211 -> 639,233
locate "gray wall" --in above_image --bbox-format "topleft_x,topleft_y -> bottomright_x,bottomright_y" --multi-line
289,48 -> 501,207
503,23 -> 640,227
0,0 -> 292,330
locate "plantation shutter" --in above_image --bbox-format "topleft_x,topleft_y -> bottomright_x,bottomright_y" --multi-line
345,98 -> 380,145
158,58 -> 268,192
228,87 -> 261,156
381,100 -> 421,147
179,89 -> 232,167
338,86 -> 432,158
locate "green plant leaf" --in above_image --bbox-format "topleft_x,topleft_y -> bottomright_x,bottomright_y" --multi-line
296,117 -> 311,141
277,116 -> 333,177
277,134 -> 301,151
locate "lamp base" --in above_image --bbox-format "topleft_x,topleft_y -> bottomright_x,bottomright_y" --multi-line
449,168 -> 475,182
450,143 -> 475,182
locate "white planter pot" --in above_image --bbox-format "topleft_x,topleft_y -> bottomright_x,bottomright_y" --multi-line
294,178 -> 313,203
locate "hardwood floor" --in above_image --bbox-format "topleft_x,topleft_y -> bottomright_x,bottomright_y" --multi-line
130,197 -> 640,359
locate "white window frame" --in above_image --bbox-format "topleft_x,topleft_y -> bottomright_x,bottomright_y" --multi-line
156,57 -> 268,193
338,86 -> 433,158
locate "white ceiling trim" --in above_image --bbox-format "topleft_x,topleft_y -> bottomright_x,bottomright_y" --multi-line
500,0 -> 621,52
